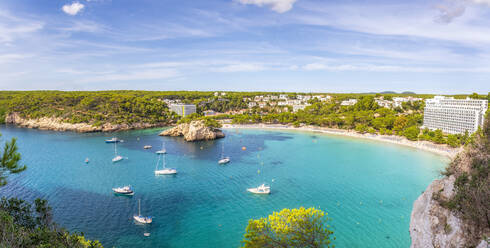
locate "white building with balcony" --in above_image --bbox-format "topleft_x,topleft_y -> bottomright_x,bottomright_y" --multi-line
422,96 -> 488,134
340,99 -> 358,106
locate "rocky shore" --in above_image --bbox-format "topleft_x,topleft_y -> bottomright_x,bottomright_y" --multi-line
5,112 -> 162,132
159,120 -> 225,141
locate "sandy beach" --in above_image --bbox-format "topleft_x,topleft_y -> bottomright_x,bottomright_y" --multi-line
222,123 -> 461,159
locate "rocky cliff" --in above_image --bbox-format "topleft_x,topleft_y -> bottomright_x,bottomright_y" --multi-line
5,112 -> 160,132
159,120 -> 225,141
410,176 -> 489,248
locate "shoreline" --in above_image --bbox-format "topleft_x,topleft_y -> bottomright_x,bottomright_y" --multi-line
222,123 -> 461,159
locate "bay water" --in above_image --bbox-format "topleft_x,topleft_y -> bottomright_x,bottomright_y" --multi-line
0,125 -> 447,247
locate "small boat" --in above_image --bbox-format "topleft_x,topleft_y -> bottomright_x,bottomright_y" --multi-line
218,142 -> 230,164
154,152 -> 177,175
112,185 -> 134,195
134,199 -> 152,224
156,141 -> 166,154
218,157 -> 230,164
84,158 -> 90,163
105,137 -> 121,143
247,184 -> 271,194
144,145 -> 152,149
112,155 -> 123,163
112,142 -> 124,163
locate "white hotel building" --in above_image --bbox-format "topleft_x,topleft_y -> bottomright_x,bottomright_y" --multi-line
422,96 -> 488,134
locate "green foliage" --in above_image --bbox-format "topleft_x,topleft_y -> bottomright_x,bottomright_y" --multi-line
446,134 -> 460,148
0,134 -> 26,187
177,113 -> 222,128
437,113 -> 489,246
0,197 -> 103,248
242,207 -> 334,248
403,126 -> 420,141
0,91 -> 177,126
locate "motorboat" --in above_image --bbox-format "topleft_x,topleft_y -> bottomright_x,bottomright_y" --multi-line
105,137 -> 121,143
218,157 -> 230,164
112,185 -> 134,195
84,158 -> 90,163
134,199 -> 152,224
247,184 -> 271,194
144,145 -> 152,149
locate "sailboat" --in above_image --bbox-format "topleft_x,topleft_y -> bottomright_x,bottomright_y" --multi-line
154,153 -> 177,175
112,142 -> 123,163
134,199 -> 152,224
156,141 -> 166,154
247,159 -> 271,194
218,142 -> 230,164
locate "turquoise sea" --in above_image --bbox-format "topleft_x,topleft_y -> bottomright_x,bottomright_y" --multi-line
0,125 -> 447,247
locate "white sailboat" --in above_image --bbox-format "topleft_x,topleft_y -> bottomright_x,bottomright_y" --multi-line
134,199 -> 152,224
247,158 -> 271,194
218,142 -> 230,164
156,141 -> 166,154
112,142 -> 123,163
154,153 -> 177,175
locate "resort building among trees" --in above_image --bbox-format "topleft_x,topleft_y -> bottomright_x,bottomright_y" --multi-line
422,96 -> 488,134
169,104 -> 197,117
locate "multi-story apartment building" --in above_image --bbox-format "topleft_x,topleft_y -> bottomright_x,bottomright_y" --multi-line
169,104 -> 197,117
423,96 -> 488,134
340,99 -> 358,106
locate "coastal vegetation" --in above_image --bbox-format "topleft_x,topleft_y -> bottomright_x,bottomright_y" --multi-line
242,207 -> 334,248
0,91 -> 486,148
436,113 -> 490,245
0,131 -> 103,247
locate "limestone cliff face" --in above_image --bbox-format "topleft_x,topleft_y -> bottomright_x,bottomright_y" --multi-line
410,176 -> 488,248
5,112 -> 159,132
159,120 -> 225,141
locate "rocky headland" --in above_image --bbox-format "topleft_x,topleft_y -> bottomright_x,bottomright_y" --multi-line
159,120 -> 225,141
5,112 -> 162,132
409,120 -> 489,248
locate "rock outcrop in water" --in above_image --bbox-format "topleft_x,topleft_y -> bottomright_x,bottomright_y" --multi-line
159,120 -> 225,141
5,112 -> 159,132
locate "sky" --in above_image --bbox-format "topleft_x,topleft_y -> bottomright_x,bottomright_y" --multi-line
1,0 -> 490,94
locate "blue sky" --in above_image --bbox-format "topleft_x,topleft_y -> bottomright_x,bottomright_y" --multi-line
1,0 -> 489,93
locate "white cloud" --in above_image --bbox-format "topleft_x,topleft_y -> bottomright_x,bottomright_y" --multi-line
238,0 -> 297,13
213,63 -> 265,72
470,0 -> 490,6
62,2 -> 85,16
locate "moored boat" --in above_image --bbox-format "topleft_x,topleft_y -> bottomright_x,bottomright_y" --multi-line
112,185 -> 134,195
105,137 -> 121,143
134,199 -> 152,224
247,184 -> 271,194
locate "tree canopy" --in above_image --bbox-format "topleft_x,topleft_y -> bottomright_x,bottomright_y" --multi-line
242,207 -> 334,248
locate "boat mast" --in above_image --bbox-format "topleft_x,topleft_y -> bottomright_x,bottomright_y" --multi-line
114,142 -> 117,156
138,199 -> 141,216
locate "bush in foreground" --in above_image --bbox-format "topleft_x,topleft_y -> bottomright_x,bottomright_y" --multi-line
242,207 -> 334,248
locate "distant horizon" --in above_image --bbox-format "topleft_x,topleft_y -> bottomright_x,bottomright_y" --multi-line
0,89 -> 487,95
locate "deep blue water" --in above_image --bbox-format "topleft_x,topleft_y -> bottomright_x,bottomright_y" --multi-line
0,125 -> 447,247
